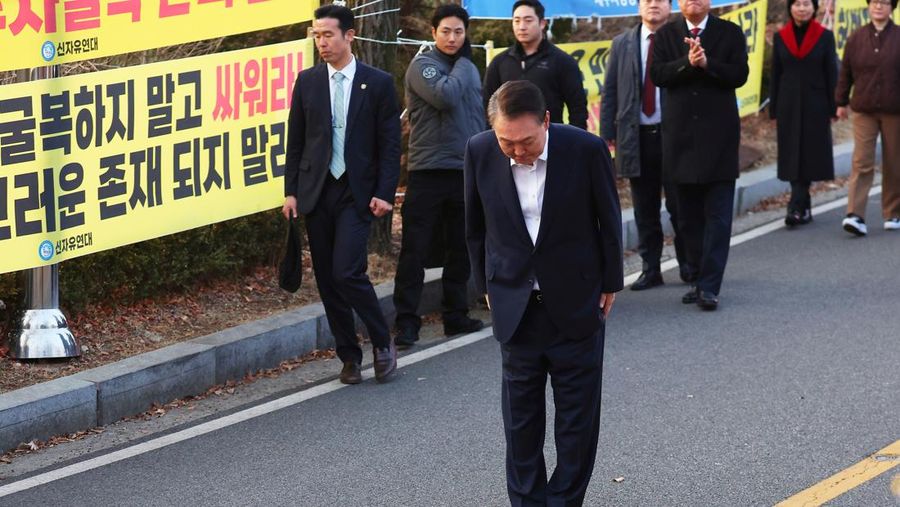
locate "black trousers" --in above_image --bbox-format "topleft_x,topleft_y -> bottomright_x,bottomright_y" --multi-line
630,128 -> 690,274
502,294 -> 605,507
305,175 -> 390,364
674,180 -> 736,296
788,180 -> 811,213
393,170 -> 470,330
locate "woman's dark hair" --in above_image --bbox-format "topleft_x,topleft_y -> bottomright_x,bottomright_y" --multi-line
487,80 -> 547,126
787,0 -> 819,17
431,4 -> 470,29
314,4 -> 355,33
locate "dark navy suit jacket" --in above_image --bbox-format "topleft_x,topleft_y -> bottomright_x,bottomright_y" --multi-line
284,61 -> 401,220
464,124 -> 624,343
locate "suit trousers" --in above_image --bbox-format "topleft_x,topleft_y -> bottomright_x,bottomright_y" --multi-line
848,112 -> 900,220
305,175 -> 390,364
788,180 -> 812,213
630,128 -> 690,274
393,170 -> 471,330
501,294 -> 605,507
674,180 -> 736,296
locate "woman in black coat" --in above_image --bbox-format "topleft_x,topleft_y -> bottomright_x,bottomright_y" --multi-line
770,0 -> 838,226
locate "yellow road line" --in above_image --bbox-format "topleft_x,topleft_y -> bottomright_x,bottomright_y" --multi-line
777,439 -> 900,507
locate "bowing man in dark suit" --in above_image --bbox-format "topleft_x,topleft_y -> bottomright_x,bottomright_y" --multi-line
465,81 -> 624,506
650,0 -> 748,310
282,5 -> 400,384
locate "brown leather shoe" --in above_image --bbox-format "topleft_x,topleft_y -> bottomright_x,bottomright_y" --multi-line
339,362 -> 362,385
373,342 -> 397,383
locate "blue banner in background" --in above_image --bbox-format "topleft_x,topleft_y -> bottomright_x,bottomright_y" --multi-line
463,0 -> 746,19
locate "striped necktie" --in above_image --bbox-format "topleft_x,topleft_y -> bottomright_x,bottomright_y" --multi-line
330,71 -> 346,180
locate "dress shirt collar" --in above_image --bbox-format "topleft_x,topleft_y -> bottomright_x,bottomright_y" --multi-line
509,130 -> 550,168
641,23 -> 656,40
327,55 -> 357,83
686,15 -> 709,34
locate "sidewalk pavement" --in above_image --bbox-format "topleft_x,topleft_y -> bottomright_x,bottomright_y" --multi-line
0,141 -> 872,453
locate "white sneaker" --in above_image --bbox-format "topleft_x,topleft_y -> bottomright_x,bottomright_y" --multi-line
842,214 -> 867,236
884,218 -> 900,231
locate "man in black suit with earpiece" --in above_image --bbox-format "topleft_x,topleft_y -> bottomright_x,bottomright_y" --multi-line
283,4 -> 400,384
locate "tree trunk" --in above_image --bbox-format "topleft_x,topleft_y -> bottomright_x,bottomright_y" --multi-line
356,0 -> 400,255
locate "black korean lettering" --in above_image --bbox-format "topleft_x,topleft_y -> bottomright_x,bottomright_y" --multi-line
241,125 -> 268,186
14,169 -> 54,236
98,154 -> 128,219
40,92 -> 72,154
129,146 -> 163,209
173,138 -> 201,199
147,74 -> 175,137
105,80 -> 135,142
58,162 -> 85,230
269,122 -> 286,178
0,177 -> 10,241
0,96 -> 37,165
202,133 -> 231,192
74,84 -> 105,149
176,70 -> 202,131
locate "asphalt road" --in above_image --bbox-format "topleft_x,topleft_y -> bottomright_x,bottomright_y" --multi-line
1,195 -> 898,506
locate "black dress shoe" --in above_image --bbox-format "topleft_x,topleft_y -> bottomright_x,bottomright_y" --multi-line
339,362 -> 362,385
697,291 -> 719,311
395,326 -> 419,350
682,287 -> 699,304
786,209 -> 813,227
373,342 -> 397,383
443,316 -> 484,336
631,271 -> 664,291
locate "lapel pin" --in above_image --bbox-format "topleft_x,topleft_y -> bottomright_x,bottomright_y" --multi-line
361,83 -> 367,90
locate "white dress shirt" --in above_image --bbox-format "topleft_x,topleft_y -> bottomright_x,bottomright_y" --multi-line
510,131 -> 549,289
686,15 -> 709,35
640,24 -> 662,125
327,56 -> 356,127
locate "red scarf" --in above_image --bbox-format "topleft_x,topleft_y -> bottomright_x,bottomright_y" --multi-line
779,19 -> 825,59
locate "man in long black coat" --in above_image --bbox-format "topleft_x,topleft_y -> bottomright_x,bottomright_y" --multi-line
650,0 -> 748,310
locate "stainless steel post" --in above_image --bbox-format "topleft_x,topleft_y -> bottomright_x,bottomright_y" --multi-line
8,65 -> 80,359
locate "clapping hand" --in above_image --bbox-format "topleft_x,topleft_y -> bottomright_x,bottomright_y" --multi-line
683,36 -> 707,68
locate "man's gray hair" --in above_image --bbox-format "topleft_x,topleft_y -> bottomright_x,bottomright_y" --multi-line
487,80 -> 547,127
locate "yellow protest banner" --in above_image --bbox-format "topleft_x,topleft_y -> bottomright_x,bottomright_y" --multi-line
834,0 -> 900,58
487,0 -> 767,136
0,38 -> 315,274
0,0 -> 317,72
721,0 -> 767,117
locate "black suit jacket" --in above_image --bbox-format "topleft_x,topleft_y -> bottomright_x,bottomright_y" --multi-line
650,15 -> 748,184
284,61 -> 401,219
464,124 -> 624,344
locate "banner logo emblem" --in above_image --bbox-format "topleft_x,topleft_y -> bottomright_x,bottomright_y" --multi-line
38,241 -> 55,261
41,41 -> 57,62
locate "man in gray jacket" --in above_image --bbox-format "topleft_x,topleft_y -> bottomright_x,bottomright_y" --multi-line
393,4 -> 485,347
600,0 -> 694,289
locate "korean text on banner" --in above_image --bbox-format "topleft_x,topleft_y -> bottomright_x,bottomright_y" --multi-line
0,38 -> 315,275
0,0 -> 317,72
485,0 -> 767,136
834,0 -> 900,58
722,0 -> 767,117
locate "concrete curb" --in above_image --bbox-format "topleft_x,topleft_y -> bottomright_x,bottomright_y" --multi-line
0,141 -> 867,453
0,268 -> 448,452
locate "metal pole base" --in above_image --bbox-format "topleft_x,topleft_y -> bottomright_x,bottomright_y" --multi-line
9,309 -> 81,359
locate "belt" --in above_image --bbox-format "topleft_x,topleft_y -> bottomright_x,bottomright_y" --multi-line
530,290 -> 543,303
639,124 -> 661,134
